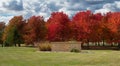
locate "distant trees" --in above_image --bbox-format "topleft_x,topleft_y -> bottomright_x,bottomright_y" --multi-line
1,10 -> 120,47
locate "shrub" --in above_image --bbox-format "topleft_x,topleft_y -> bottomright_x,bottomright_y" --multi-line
39,44 -> 51,51
70,48 -> 80,53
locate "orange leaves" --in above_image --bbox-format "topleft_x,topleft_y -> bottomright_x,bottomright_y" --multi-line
23,16 -> 46,44
106,12 -> 120,33
72,10 -> 92,41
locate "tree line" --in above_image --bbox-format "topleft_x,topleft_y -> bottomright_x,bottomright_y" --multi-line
0,10 -> 120,47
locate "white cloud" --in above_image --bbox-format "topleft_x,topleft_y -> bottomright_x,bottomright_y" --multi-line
95,1 -> 120,14
0,16 -> 13,24
95,9 -> 110,14
0,0 -> 120,23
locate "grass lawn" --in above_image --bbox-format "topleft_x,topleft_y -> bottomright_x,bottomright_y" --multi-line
0,47 -> 120,66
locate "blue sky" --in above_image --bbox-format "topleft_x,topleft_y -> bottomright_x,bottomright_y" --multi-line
0,0 -> 120,23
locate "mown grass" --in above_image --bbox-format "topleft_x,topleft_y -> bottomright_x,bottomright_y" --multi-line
0,47 -> 120,66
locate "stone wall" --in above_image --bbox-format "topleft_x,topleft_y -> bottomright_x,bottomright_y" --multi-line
50,42 -> 81,52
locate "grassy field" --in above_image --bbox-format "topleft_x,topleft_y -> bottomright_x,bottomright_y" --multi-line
0,47 -> 120,66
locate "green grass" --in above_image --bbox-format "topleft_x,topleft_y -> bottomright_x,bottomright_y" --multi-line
0,47 -> 120,66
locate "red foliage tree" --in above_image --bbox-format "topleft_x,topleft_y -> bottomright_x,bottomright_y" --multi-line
47,12 -> 70,41
72,10 -> 92,43
88,13 -> 103,45
106,12 -> 120,44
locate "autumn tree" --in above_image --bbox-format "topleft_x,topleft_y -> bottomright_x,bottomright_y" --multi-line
2,16 -> 25,47
72,10 -> 92,46
0,22 -> 5,47
1,10 -> 120,48
23,16 -> 46,46
47,12 -> 70,41
88,13 -> 103,46
106,12 -> 120,46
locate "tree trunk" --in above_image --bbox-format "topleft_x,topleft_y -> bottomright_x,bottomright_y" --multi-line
14,43 -> 17,47
1,44 -> 3,47
95,42 -> 97,46
18,43 -> 21,47
103,39 -> 105,46
81,42 -> 83,47
98,42 -> 100,46
111,42 -> 113,47
87,40 -> 89,49
118,43 -> 120,50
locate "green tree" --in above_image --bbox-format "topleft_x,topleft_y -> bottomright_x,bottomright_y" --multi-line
3,16 -> 25,47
